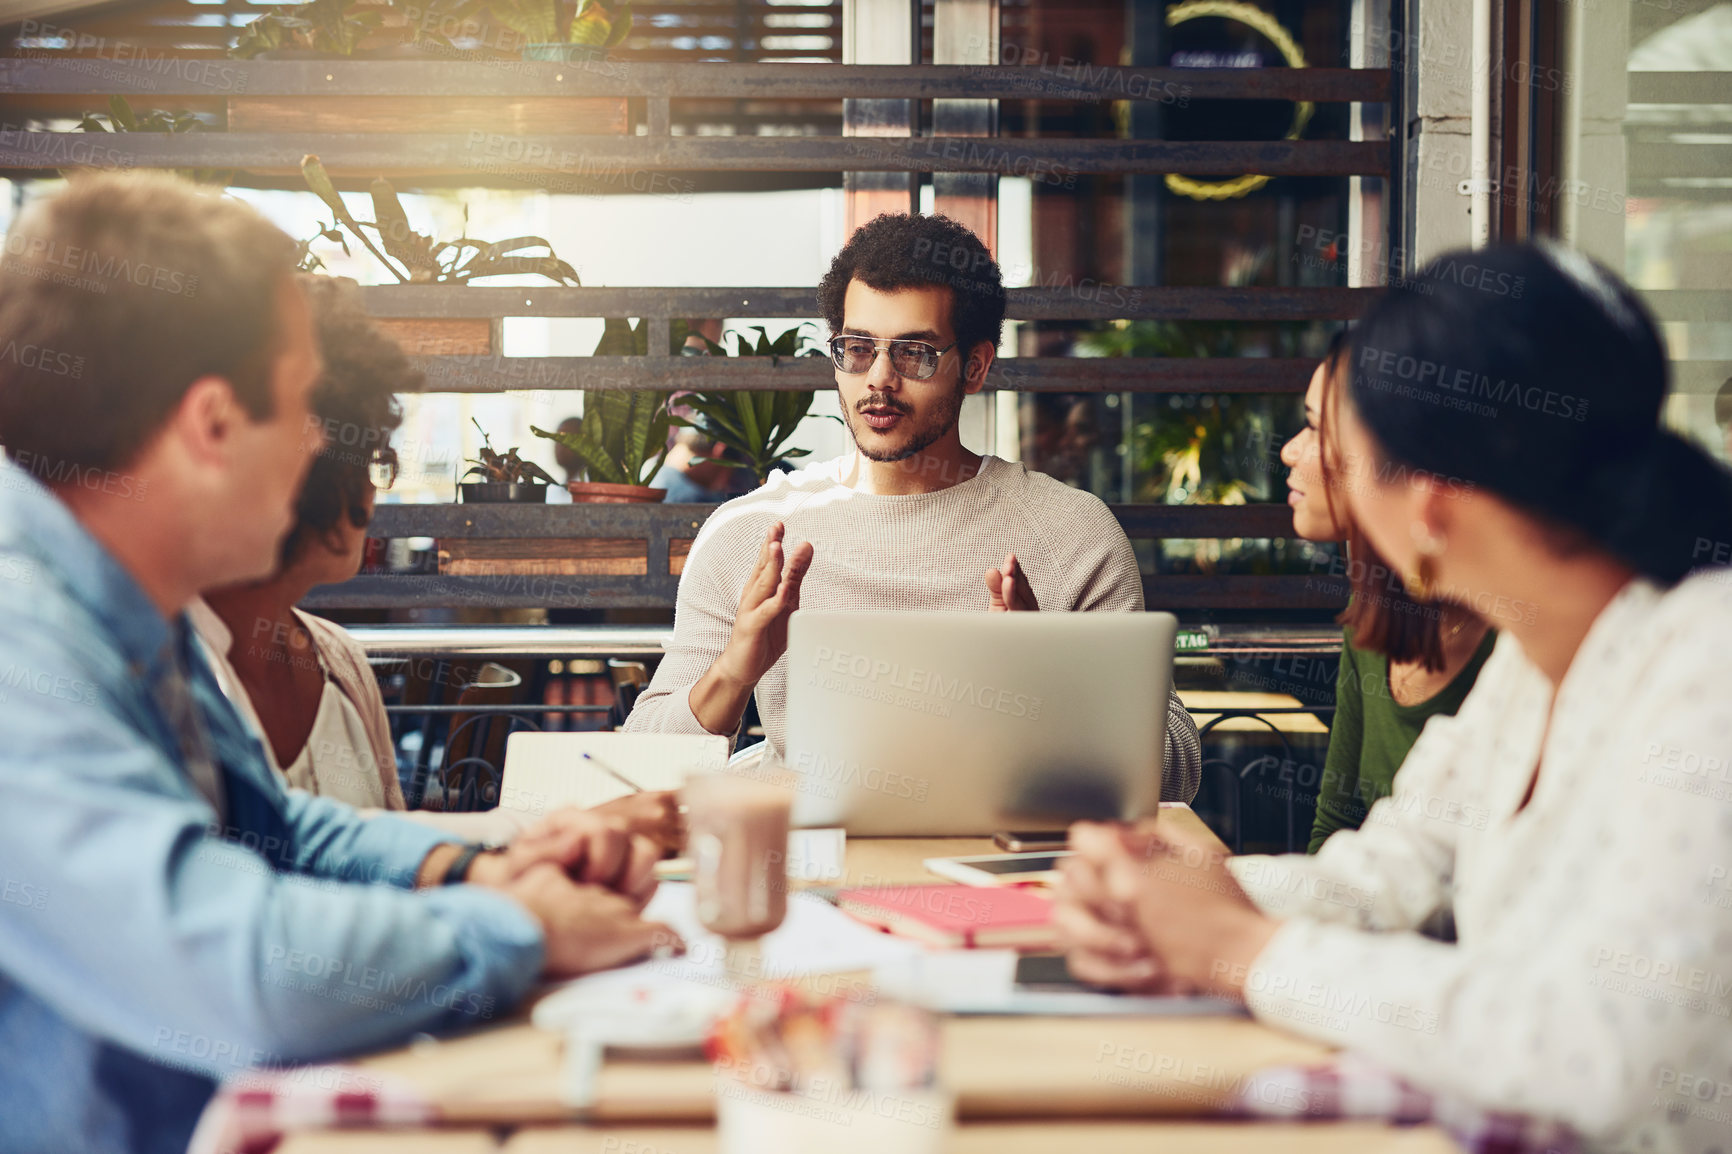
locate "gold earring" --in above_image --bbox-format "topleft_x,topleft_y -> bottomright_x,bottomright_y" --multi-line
1402,553 -> 1437,601
1404,523 -> 1444,600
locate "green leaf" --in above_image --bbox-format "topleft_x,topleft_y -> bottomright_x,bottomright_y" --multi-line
629,395 -> 674,484
108,95 -> 137,131
517,459 -> 558,485
452,255 -> 580,285
230,11 -> 288,58
369,178 -> 438,280
679,396 -> 747,443
603,1 -> 633,48
532,420 -> 625,485
300,156 -> 348,220
592,317 -> 638,357
490,0 -> 561,45
734,389 -> 763,452
625,391 -> 661,481
754,390 -> 774,448
301,155 -> 408,283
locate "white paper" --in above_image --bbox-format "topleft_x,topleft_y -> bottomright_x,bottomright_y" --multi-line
500,732 -> 729,812
535,884 -> 924,1035
784,828 -> 846,882
644,883 -> 921,981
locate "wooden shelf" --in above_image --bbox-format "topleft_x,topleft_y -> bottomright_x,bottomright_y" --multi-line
302,502 -> 1323,611
406,355 -> 1320,394
355,284 -> 1376,322
0,60 -> 1391,103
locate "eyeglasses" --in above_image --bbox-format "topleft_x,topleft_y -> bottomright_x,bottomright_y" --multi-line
367,447 -> 398,491
828,335 -> 956,381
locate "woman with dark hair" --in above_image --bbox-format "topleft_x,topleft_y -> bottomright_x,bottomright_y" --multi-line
1280,331 -> 1494,852
194,277 -> 677,845
1055,243 -> 1732,1151
194,275 -> 421,811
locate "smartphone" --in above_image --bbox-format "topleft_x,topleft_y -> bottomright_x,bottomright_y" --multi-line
1014,953 -> 1086,990
923,851 -> 1072,886
993,830 -> 1070,853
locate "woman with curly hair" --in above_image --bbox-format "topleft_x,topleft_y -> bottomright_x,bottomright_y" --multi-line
195,276 -> 676,845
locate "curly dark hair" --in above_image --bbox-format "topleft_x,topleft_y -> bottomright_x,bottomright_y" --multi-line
817,213 -> 1006,359
280,274 -> 423,568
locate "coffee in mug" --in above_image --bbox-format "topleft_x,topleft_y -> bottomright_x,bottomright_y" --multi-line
683,771 -> 792,939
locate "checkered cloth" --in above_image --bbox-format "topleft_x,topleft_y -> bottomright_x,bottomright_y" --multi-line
187,1065 -> 434,1154
184,1050 -> 1581,1152
1228,1053 -> 1580,1154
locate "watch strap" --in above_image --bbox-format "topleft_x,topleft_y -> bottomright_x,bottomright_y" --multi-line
441,843 -> 488,886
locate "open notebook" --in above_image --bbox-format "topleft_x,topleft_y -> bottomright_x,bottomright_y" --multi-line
499,732 -> 731,816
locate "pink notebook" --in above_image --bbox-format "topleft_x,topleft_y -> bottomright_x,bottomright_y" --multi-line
836,884 -> 1056,950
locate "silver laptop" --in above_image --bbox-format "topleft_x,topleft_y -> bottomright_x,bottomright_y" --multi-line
782,611 -> 1177,835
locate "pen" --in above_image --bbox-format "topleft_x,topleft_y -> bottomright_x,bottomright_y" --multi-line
581,750 -> 646,793
581,751 -> 690,816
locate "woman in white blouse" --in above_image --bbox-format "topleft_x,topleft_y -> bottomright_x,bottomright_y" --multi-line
1054,243 -> 1732,1154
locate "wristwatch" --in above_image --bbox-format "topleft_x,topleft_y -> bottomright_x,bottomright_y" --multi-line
441,843 -> 492,886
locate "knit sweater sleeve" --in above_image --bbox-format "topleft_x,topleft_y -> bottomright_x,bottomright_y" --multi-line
621,507 -> 749,745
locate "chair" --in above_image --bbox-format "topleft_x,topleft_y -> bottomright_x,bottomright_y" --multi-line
606,659 -> 650,730
398,660 -> 524,812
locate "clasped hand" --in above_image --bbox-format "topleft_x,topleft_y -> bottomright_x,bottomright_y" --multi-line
468,807 -> 682,978
1052,819 -> 1279,999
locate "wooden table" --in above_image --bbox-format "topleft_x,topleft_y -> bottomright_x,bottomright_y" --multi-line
278,809 -> 1457,1153
281,1121 -> 1464,1153
1178,690 -> 1330,735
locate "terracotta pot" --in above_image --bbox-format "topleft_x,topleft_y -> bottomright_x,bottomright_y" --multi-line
567,481 -> 667,504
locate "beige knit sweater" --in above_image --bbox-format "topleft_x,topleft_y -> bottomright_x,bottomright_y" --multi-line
625,454 -> 1202,801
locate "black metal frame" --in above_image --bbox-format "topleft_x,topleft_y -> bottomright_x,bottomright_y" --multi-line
1194,707 -> 1324,855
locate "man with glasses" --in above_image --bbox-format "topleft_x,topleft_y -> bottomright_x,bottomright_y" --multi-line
627,213 -> 1201,798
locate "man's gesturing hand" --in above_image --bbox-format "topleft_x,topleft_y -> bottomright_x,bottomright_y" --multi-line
721,521 -> 814,683
504,864 -> 681,979
691,521 -> 813,735
986,551 -> 1039,611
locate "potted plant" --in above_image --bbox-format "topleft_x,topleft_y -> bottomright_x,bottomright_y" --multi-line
498,0 -> 633,62
673,324 -> 836,485
298,155 -> 578,356
460,419 -> 558,503
529,319 -> 674,503
74,97 -> 233,186
229,0 -> 388,59
226,9 -> 629,136
300,156 -> 581,287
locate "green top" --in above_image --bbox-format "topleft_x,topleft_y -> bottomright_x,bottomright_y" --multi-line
1308,626 -> 1498,853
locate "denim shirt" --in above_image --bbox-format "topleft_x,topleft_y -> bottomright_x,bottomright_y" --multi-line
0,461 -> 544,1154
